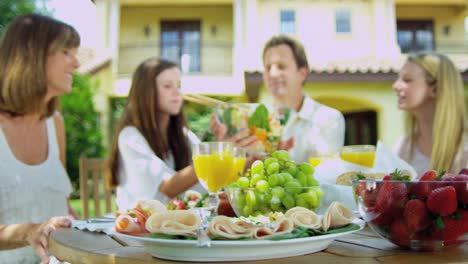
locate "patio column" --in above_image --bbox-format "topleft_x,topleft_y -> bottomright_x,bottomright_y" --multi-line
108,0 -> 120,75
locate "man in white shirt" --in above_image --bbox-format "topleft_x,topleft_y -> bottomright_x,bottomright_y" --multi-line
212,35 -> 345,164
261,35 -> 345,163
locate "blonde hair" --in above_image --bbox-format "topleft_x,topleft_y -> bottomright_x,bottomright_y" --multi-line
0,13 -> 80,118
406,52 -> 467,172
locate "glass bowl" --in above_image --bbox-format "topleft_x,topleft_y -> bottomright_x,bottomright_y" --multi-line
225,186 -> 323,217
215,103 -> 290,153
352,179 -> 468,251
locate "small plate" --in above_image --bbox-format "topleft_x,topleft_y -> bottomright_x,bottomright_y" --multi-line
112,218 -> 365,262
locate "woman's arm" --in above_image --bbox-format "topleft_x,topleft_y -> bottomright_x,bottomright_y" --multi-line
0,217 -> 71,264
53,112 -> 79,219
159,165 -> 198,198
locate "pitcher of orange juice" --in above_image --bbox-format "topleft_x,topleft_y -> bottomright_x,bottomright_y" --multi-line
340,145 -> 376,168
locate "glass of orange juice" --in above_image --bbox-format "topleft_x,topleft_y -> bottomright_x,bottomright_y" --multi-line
340,145 -> 376,168
193,142 -> 246,215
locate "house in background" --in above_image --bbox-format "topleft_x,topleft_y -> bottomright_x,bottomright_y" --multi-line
91,0 -> 468,149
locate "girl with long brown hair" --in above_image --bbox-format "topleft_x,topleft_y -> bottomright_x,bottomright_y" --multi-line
108,57 -> 203,211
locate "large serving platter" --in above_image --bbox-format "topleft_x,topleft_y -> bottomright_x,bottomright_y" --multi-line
112,218 -> 365,262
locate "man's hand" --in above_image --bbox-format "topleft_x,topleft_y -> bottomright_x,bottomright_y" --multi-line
209,115 -> 227,141
227,128 -> 258,149
210,114 -> 257,149
27,216 -> 72,264
278,137 -> 294,151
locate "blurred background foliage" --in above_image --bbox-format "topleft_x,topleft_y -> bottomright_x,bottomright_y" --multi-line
0,0 -> 48,35
61,74 -> 105,197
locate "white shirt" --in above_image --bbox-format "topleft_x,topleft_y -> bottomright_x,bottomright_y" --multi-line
116,126 -> 205,211
0,117 -> 72,264
394,133 -> 468,178
281,95 -> 345,164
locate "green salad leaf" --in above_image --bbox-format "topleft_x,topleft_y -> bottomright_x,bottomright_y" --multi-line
268,223 -> 361,241
248,104 -> 270,131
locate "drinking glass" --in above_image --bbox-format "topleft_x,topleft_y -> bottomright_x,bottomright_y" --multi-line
341,145 -> 376,168
192,142 -> 246,215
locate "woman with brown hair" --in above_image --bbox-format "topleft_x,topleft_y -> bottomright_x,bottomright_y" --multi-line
108,57 -> 204,211
0,13 -> 80,263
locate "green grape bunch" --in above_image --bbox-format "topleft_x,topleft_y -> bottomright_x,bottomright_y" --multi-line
227,150 -> 324,216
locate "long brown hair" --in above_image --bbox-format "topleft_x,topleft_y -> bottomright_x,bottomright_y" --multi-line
0,13 -> 80,118
108,57 -> 191,187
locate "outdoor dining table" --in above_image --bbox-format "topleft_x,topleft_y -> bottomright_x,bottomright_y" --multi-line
49,226 -> 467,263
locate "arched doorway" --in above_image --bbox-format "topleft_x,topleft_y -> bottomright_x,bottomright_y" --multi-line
313,96 -> 381,146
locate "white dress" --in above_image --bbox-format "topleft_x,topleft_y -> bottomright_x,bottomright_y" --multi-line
281,95 -> 345,164
116,126 -> 205,211
0,117 -> 72,264
394,133 -> 468,178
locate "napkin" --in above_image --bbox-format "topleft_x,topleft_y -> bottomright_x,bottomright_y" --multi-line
71,219 -> 115,234
314,141 -> 417,213
48,256 -> 70,264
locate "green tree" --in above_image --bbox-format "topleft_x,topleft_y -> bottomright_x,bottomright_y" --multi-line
61,74 -> 104,195
0,0 -> 43,35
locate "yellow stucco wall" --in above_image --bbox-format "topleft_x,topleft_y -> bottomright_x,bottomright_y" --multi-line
258,82 -> 405,148
119,5 -> 233,75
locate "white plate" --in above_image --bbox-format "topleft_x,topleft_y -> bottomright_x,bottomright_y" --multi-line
112,218 -> 365,262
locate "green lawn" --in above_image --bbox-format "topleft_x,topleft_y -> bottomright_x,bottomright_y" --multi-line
70,199 -> 117,219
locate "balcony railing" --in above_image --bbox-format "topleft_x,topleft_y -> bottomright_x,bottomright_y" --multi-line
399,40 -> 468,54
118,41 -> 233,75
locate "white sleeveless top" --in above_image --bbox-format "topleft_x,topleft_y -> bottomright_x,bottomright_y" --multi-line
0,117 -> 72,264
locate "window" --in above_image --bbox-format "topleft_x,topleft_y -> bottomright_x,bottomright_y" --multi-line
397,20 -> 434,53
280,10 -> 295,34
335,9 -> 351,33
161,21 -> 200,73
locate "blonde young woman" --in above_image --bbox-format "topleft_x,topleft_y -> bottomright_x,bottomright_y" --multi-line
393,52 -> 468,177
0,14 -> 80,263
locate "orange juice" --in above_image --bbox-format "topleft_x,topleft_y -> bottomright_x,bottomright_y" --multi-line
341,151 -> 376,167
193,152 -> 244,192
226,157 -> 246,185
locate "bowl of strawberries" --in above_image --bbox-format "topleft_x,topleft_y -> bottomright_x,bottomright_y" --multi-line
352,168 -> 468,251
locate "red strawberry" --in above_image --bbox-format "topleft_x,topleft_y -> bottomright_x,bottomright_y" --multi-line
382,174 -> 392,181
375,169 -> 410,217
426,186 -> 457,216
459,168 -> 468,175
370,210 -> 394,226
403,199 -> 432,233
461,209 -> 468,232
390,218 -> 411,247
420,170 -> 438,181
410,170 -> 444,199
442,173 -> 456,181
375,181 -> 408,219
355,181 -> 379,208
450,174 -> 468,204
431,212 -> 467,244
410,181 -> 437,200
